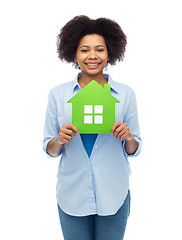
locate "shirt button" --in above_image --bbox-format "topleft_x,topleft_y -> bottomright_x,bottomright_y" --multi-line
95,146 -> 98,149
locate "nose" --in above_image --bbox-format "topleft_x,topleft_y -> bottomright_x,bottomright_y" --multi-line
88,50 -> 98,59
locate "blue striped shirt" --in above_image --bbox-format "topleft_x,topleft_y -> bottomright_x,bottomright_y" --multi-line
43,73 -> 142,216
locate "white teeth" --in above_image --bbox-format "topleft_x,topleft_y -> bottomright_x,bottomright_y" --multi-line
87,63 -> 100,66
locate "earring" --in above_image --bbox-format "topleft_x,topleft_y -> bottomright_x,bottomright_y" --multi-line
104,63 -> 108,71
75,61 -> 80,69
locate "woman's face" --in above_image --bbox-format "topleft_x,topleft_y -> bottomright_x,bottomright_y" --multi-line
75,34 -> 109,76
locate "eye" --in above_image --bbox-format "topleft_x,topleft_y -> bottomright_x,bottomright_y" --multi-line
97,48 -> 104,52
80,49 -> 88,53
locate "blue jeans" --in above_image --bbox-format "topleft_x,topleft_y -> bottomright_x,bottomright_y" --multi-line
57,190 -> 130,240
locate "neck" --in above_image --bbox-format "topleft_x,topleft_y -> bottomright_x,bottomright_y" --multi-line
78,72 -> 108,88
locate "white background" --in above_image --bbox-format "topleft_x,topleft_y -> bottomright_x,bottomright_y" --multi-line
0,0 -> 182,239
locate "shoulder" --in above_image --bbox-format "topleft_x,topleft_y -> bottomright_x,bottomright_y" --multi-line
48,80 -> 75,103
111,78 -> 135,99
109,76 -> 137,106
115,81 -> 134,92
50,80 -> 73,94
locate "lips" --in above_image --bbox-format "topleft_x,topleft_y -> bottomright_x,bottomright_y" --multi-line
85,62 -> 101,69
85,62 -> 101,65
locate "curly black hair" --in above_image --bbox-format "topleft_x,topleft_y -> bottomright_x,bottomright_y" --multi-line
57,15 -> 127,68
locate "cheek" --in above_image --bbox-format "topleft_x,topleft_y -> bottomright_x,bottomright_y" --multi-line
102,57 -> 109,65
75,51 -> 83,62
101,52 -> 109,61
77,55 -> 86,64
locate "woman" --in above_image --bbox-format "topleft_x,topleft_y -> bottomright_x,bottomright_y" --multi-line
43,15 -> 142,240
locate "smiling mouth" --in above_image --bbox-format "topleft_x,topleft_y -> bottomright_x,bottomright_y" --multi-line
85,62 -> 101,69
85,62 -> 101,66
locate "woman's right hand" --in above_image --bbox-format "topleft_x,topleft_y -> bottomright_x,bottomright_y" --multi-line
56,124 -> 79,144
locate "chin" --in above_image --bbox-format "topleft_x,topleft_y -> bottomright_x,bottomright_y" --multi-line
82,68 -> 104,76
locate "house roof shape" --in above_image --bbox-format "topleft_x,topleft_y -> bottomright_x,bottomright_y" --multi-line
67,80 -> 120,104
67,80 -> 120,133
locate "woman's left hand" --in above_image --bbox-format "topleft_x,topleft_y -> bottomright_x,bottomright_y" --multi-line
111,122 -> 134,140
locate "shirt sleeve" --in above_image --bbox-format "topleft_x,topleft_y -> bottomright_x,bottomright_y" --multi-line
43,89 -> 60,158
122,89 -> 142,157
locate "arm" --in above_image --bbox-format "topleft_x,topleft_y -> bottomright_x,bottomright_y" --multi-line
123,132 -> 138,155
43,89 -> 79,158
46,124 -> 79,157
47,137 -> 63,157
111,89 -> 141,156
111,122 -> 138,155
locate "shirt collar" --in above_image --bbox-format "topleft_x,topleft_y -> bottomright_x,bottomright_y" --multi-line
72,72 -> 118,94
72,72 -> 82,92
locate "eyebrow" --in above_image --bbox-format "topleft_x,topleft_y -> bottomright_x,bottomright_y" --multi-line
79,45 -> 106,49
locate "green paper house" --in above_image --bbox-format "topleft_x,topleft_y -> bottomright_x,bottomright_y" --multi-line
67,80 -> 120,134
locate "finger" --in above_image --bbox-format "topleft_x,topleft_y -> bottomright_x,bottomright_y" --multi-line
70,124 -> 79,134
62,134 -> 72,142
57,134 -> 70,144
61,137 -> 70,144
58,131 -> 71,142
65,124 -> 79,135
116,129 -> 126,139
62,128 -> 75,136
113,124 -> 124,137
111,122 -> 122,134
116,124 -> 130,139
114,127 -> 124,138
120,133 -> 129,140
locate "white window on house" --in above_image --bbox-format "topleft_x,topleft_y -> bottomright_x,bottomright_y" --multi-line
84,115 -> 93,124
94,105 -> 103,114
84,105 -> 103,124
94,115 -> 103,124
84,105 -> 93,114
